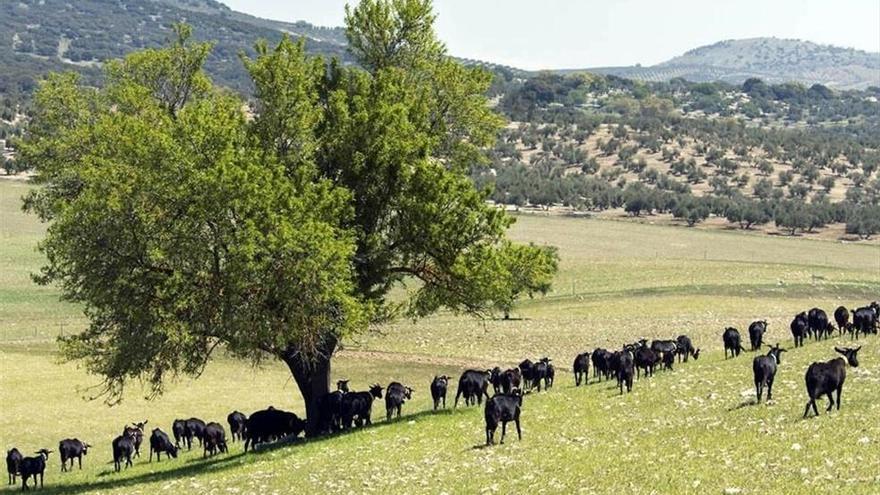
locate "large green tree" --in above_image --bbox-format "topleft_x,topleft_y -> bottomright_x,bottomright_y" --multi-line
23,2 -> 558,435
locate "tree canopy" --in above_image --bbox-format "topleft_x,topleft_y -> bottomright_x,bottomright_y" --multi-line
22,3 -> 558,434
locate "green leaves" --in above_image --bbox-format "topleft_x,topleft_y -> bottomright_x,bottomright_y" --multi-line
26,30 -> 365,401
25,1 -> 558,404
345,0 -> 444,72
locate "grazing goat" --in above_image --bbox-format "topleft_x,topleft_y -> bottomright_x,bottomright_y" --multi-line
244,408 -> 307,452
19,449 -> 50,491
385,382 -> 414,421
6,448 -> 22,485
803,347 -> 861,418
203,423 -> 228,458
485,391 -> 523,445
573,352 -> 590,386
58,439 -> 89,472
430,375 -> 450,410
148,428 -> 178,462
722,327 -> 745,358
753,344 -> 785,402
675,335 -> 700,362
181,418 -> 206,450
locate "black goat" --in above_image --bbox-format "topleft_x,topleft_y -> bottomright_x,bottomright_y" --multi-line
227,411 -> 247,443
318,379 -> 351,433
454,370 -> 491,407
123,421 -> 147,458
675,335 -> 700,362
484,391 -> 523,445
634,347 -> 660,379
791,312 -> 808,347
748,320 -> 768,351
385,382 -> 414,421
431,375 -> 450,410
803,347 -> 861,418
591,349 -> 611,380
341,384 -> 384,428
499,368 -> 522,394
203,422 -> 228,458
808,308 -> 830,341
530,358 -> 552,391
19,449 -> 50,491
833,306 -> 850,337
172,419 -> 186,449
112,434 -> 134,472
752,344 -> 785,402
489,367 -> 503,395
148,428 -> 178,462
617,350 -> 635,394
181,418 -> 206,450
722,327 -> 745,358
573,352 -> 590,386
518,359 -> 535,390
58,439 -> 89,472
244,408 -> 307,452
6,448 -> 22,485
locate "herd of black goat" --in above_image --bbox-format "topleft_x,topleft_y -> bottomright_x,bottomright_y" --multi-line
5,301 -> 879,490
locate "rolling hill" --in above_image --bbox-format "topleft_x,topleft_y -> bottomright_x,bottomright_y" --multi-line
0,0 -> 351,97
578,38 -> 880,90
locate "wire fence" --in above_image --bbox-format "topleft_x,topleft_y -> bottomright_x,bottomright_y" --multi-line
0,319 -> 87,343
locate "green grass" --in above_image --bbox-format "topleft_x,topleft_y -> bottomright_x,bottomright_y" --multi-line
1,180 -> 880,494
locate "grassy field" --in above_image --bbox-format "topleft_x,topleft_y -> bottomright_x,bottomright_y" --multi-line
1,179 -> 879,494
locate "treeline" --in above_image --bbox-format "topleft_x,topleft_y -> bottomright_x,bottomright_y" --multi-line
473,164 -> 880,239
499,71 -> 880,130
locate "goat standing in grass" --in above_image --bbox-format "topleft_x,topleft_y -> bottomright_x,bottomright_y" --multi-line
803,347 -> 861,418
753,344 -> 785,402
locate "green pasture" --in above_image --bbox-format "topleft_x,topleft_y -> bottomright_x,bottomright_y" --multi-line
1,180 -> 879,494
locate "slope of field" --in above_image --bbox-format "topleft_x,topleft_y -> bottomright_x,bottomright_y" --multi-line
1,180 -> 879,494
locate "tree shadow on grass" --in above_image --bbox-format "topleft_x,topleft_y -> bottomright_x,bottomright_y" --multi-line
728,399 -> 758,411
39,453 -> 248,494
37,408 -> 474,493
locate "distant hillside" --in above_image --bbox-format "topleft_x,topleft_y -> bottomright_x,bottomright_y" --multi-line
579,38 -> 880,90
0,0 -> 351,98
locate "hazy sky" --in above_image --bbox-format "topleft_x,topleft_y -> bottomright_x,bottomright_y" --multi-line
223,0 -> 880,70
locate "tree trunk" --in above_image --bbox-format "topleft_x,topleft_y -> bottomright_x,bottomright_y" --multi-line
281,337 -> 337,438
